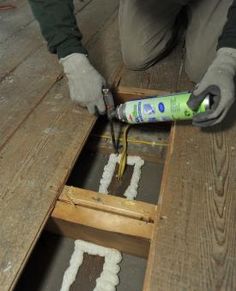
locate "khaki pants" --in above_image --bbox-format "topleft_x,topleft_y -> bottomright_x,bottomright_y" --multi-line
119,0 -> 233,82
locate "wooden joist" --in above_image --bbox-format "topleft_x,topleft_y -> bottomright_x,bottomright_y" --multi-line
60,186 -> 156,222
48,186 -> 157,258
114,86 -> 169,104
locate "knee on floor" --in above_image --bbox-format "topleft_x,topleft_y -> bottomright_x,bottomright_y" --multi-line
122,46 -> 154,71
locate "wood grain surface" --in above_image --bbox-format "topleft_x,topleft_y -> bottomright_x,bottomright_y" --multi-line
51,200 -> 153,240
144,121 -> 236,290
0,0 -> 118,151
0,0 -> 94,81
60,186 -> 156,223
0,77 -> 96,290
0,1 -> 121,290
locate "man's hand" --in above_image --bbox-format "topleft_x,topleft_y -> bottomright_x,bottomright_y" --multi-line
60,53 -> 106,114
187,48 -> 236,127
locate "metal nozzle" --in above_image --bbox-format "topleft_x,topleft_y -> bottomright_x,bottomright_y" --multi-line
102,88 -> 118,153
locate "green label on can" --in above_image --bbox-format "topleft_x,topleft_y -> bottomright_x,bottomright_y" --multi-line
124,93 -> 207,124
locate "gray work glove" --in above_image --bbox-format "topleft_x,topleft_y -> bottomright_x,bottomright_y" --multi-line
60,53 -> 106,114
187,48 -> 236,127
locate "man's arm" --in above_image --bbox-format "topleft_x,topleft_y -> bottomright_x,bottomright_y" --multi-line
188,0 -> 236,127
28,0 -> 87,58
28,0 -> 106,114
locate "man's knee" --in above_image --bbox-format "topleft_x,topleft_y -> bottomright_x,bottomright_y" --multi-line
118,0 -> 180,70
122,46 -> 155,70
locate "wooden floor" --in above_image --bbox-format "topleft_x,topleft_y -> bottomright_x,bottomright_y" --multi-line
0,0 -> 116,289
144,119 -> 236,290
1,0 -> 236,290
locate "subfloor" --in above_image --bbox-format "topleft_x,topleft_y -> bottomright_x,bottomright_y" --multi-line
1,0 -> 193,290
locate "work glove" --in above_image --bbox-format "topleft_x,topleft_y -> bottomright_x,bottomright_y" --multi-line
60,53 -> 106,114
187,48 -> 236,127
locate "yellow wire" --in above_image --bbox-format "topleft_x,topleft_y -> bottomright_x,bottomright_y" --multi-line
92,127 -> 168,180
92,134 -> 168,147
116,125 -> 130,180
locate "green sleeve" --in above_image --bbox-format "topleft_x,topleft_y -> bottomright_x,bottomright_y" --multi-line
218,0 -> 236,49
28,0 -> 87,58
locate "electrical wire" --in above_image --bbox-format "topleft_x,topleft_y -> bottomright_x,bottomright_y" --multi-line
92,134 -> 169,147
92,129 -> 168,180
116,125 -> 130,180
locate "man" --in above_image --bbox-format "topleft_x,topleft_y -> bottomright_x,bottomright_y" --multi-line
28,0 -> 236,127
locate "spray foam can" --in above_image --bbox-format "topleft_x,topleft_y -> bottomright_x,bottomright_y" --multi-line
114,92 -> 210,124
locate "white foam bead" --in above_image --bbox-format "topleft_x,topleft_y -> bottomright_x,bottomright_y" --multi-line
104,262 -> 120,272
96,278 -> 116,291
105,252 -> 122,264
94,286 -> 116,291
124,187 -> 136,199
98,154 -> 119,194
99,188 -> 108,194
99,271 -> 119,285
60,249 -> 84,291
103,263 -> 120,273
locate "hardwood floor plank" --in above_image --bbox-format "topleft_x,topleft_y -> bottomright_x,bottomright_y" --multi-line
0,1 -> 120,289
0,0 -> 119,150
0,0 -> 95,80
144,119 -> 236,290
